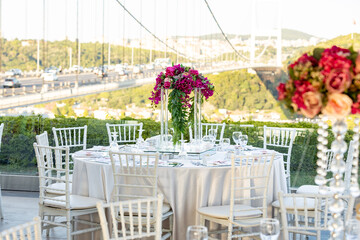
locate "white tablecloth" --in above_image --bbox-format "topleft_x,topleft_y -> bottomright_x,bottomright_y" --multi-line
72,148 -> 287,240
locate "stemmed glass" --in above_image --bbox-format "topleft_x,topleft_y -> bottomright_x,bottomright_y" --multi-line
136,129 -> 145,147
178,139 -> 187,160
260,218 -> 280,240
232,132 -> 242,146
186,226 -> 208,240
208,129 -> 217,143
109,132 -> 119,152
239,135 -> 248,149
220,138 -> 231,151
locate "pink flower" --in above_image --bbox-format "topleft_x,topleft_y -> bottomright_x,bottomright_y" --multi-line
322,93 -> 353,118
299,91 -> 322,118
324,68 -> 352,93
291,81 -> 315,110
319,46 -> 352,79
276,83 -> 286,100
355,52 -> 360,74
351,94 -> 360,114
164,78 -> 171,89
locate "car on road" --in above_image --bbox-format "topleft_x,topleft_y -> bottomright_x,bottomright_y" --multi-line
95,67 -> 108,77
133,65 -> 143,74
3,78 -> 21,88
45,66 -> 60,74
5,69 -> 22,77
117,68 -> 129,76
69,65 -> 84,73
43,72 -> 59,81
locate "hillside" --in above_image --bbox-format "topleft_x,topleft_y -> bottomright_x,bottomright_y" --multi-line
0,39 -> 186,72
194,28 -> 316,41
38,69 -> 285,119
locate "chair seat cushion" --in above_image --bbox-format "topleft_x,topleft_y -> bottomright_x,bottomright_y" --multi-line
272,197 -> 316,210
43,195 -> 102,210
123,202 -> 171,215
46,182 -> 72,195
197,204 -> 262,219
60,174 -> 73,182
296,185 -> 333,194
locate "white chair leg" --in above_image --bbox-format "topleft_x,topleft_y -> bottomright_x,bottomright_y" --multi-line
46,216 -> 51,236
227,223 -> 233,240
169,214 -> 173,240
66,211 -> 71,240
0,185 -> 3,219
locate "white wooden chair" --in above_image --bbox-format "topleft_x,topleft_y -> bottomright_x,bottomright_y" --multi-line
36,131 -> 72,195
0,216 -> 42,240
0,123 -> 3,220
189,123 -> 225,143
106,123 -> 143,144
109,151 -> 173,239
96,195 -> 163,240
278,192 -> 354,240
52,125 -> 87,152
296,149 -> 335,194
34,143 -> 102,239
263,126 -> 296,192
197,153 -> 275,240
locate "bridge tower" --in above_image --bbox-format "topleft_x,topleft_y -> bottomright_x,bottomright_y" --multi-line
250,0 -> 282,67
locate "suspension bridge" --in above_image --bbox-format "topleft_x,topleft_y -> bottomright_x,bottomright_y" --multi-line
0,0 -> 282,110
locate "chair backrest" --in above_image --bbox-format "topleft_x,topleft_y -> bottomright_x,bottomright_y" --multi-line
263,126 -> 296,176
189,123 -> 225,142
96,195 -> 163,240
36,131 -> 50,146
279,192 -> 354,240
229,153 -> 275,222
106,123 -> 143,144
0,123 -> 4,152
52,125 -> 87,151
34,143 -> 71,209
0,216 -> 42,240
109,151 -> 159,202
344,140 -> 355,194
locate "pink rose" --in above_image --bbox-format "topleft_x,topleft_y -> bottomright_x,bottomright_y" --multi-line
322,93 -> 353,118
324,68 -> 351,93
299,91 -> 322,118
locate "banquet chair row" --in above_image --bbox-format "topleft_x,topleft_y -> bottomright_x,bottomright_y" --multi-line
0,217 -> 42,240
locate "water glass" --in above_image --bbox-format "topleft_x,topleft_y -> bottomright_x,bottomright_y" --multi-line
220,138 -> 231,151
186,225 -> 208,240
208,129 -> 217,142
345,219 -> 360,240
232,132 -> 242,146
260,218 -> 280,240
109,132 -> 119,152
239,135 -> 248,148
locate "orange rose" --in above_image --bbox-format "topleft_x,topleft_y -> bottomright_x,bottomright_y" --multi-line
322,93 -> 353,118
300,91 -> 322,118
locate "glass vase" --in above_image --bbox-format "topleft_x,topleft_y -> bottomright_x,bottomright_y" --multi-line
160,88 -> 169,148
193,88 -> 202,143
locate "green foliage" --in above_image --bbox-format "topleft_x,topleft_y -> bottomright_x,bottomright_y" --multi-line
0,38 -> 187,71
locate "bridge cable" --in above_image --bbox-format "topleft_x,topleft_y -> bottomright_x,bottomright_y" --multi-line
203,0 -> 272,62
113,0 -> 193,61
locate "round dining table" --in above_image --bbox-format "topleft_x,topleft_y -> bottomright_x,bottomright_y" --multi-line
72,146 -> 287,240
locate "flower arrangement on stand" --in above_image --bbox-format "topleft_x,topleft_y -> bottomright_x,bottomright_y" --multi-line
277,45 -> 360,238
149,64 -> 214,145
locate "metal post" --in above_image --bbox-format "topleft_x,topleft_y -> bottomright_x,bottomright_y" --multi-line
36,39 -> 40,75
131,46 -> 134,67
75,0 -> 79,88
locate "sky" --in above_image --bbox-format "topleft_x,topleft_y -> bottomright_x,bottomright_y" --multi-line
1,0 -> 360,43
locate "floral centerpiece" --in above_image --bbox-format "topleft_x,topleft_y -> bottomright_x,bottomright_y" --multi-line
277,45 -> 360,118
277,45 -> 360,238
149,64 -> 214,144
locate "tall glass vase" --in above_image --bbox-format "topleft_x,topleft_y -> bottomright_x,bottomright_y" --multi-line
160,88 -> 169,148
193,88 -> 202,143
315,117 -> 360,239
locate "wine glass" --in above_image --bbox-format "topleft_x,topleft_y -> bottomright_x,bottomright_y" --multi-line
239,135 -> 248,149
232,132 -> 242,146
345,219 -> 360,240
136,129 -> 145,147
109,132 -> 119,152
220,138 -> 231,151
186,225 -> 208,240
208,129 -> 217,143
260,218 -> 280,240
